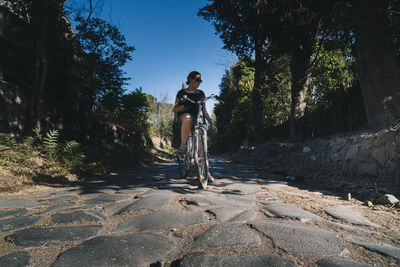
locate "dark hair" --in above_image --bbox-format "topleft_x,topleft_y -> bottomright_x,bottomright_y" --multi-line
186,71 -> 201,85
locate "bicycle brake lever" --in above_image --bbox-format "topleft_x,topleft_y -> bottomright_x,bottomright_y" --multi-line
214,95 -> 224,104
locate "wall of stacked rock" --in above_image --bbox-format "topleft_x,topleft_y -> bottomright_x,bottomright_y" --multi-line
303,127 -> 400,183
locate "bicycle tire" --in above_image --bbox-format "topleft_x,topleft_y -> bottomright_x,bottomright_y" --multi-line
196,128 -> 209,189
178,137 -> 192,179
177,153 -> 188,179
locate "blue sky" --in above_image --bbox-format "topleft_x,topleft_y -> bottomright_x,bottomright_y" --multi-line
96,0 -> 237,113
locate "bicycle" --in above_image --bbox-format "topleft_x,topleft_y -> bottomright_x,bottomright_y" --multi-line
177,94 -> 220,189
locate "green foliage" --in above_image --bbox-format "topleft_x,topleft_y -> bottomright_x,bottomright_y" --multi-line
43,129 -> 59,162
262,56 -> 291,134
209,59 -> 255,152
303,46 -> 367,136
61,141 -> 86,168
148,94 -> 174,140
74,15 -> 135,119
23,130 -> 42,150
0,130 -> 86,170
115,88 -> 152,135
210,41 -> 366,152
4,136 -> 18,150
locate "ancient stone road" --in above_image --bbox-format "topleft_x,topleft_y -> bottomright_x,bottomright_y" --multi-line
0,157 -> 399,266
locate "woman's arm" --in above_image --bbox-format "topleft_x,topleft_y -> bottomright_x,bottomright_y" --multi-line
173,97 -> 185,113
202,103 -> 218,133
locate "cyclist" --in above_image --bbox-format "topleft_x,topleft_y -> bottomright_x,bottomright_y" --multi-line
173,71 -> 218,180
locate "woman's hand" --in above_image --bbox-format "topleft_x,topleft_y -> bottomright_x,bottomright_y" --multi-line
211,124 -> 218,134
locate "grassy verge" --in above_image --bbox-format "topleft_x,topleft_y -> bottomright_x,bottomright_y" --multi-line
0,131 -> 171,193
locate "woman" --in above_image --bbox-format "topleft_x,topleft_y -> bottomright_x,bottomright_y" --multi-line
173,71 -> 218,181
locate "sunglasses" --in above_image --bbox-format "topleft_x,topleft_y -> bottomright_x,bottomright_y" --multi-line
194,78 -> 202,83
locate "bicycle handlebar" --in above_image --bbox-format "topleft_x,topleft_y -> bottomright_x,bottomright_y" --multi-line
180,94 -> 223,104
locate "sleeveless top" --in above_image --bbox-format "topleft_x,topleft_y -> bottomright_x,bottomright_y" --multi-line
176,89 -> 205,118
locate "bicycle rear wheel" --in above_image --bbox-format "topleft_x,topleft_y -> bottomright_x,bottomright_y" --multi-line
196,129 -> 209,189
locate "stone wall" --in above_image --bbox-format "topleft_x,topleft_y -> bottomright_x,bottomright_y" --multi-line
231,127 -> 400,184
302,127 -> 400,181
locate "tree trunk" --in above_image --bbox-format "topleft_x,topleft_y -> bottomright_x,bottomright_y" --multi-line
289,43 -> 313,142
352,0 -> 400,130
252,39 -> 267,146
30,0 -> 49,132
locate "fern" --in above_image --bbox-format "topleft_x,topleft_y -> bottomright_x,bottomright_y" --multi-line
24,129 -> 43,149
61,140 -> 85,168
33,129 -> 43,141
43,129 -> 59,161
24,136 -> 35,147
4,136 -> 17,149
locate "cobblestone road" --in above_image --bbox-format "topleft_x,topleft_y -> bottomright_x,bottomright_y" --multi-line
0,157 -> 399,266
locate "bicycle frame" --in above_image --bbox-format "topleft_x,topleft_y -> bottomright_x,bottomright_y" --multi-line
178,94 -> 217,189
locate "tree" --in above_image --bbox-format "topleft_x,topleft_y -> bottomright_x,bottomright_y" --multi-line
200,0 -> 347,142
116,88 -> 151,135
210,59 -> 255,152
350,0 -> 400,129
266,0 -> 348,141
3,0 -> 80,133
148,94 -> 174,141
74,16 -> 135,123
199,0 -> 272,146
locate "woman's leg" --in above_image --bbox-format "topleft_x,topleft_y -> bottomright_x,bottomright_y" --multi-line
180,114 -> 192,147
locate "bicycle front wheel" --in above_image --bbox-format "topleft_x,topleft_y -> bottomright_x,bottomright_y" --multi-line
178,137 -> 192,179
195,129 -> 209,189
178,153 -> 189,179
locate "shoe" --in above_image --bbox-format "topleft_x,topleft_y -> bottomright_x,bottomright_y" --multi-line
208,174 -> 215,183
178,144 -> 186,154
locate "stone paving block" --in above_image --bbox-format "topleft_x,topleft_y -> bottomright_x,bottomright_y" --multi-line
323,220 -> 378,237
393,230 -> 400,241
207,207 -> 257,222
316,258 -> 375,267
0,251 -> 30,267
114,210 -> 204,232
262,184 -> 286,191
284,192 -> 307,198
114,195 -> 172,214
6,225 -> 102,247
135,189 -> 181,198
0,216 -> 42,234
256,194 -> 279,201
194,223 -> 261,248
52,211 -> 106,224
52,232 -> 177,267
221,183 -> 264,194
182,194 -> 255,208
46,189 -> 80,196
260,202 -> 320,222
250,220 -> 345,256
0,199 -> 42,208
179,252 -> 298,267
44,203 -> 80,214
39,195 -> 78,203
0,209 -> 27,218
116,187 -> 149,195
346,236 -> 400,260
82,194 -> 129,204
325,205 -> 379,227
